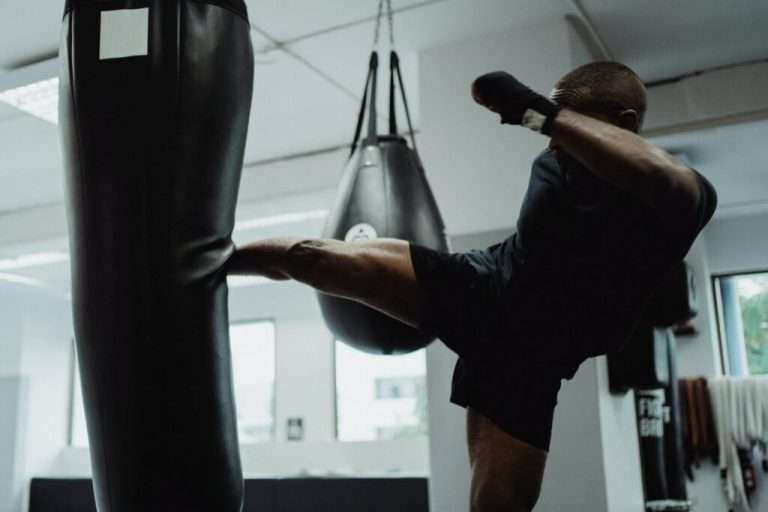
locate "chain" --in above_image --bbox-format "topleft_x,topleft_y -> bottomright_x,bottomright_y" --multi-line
372,0 -> 396,49
372,0 -> 384,48
386,0 -> 395,48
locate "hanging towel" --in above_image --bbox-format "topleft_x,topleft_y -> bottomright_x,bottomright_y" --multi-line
708,376 -> 768,512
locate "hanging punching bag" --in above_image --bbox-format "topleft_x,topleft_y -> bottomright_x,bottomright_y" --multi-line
59,1 -> 252,510
318,51 -> 448,355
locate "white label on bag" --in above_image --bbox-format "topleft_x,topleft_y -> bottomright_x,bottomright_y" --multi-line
100,8 -> 149,60
345,224 -> 378,242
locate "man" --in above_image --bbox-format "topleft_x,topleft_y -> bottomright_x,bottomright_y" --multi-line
229,62 -> 717,511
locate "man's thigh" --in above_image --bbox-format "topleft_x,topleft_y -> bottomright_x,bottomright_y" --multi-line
467,408 -> 547,512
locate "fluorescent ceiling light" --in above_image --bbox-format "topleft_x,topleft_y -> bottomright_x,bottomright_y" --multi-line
0,272 -> 48,288
0,77 -> 59,125
234,209 -> 328,232
227,275 -> 272,288
0,251 -> 69,271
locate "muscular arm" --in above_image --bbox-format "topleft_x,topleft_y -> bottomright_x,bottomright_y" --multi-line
549,109 -> 700,216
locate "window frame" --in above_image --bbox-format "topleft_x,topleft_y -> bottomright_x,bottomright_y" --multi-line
712,269 -> 768,377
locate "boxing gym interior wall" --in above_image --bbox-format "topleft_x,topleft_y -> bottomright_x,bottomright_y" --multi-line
2,1 -> 768,512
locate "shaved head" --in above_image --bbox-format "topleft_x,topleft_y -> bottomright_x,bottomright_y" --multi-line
551,61 -> 647,129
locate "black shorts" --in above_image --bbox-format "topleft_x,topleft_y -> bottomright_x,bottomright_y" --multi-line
410,243 -> 582,451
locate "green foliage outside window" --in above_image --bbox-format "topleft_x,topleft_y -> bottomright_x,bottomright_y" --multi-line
740,289 -> 768,375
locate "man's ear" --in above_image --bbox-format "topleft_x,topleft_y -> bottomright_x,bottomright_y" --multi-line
617,109 -> 641,133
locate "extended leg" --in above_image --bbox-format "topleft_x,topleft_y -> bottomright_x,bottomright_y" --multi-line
467,408 -> 547,512
228,238 -> 426,328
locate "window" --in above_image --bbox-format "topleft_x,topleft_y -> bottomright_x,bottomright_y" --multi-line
230,320 -> 276,443
715,272 -> 768,376
335,341 -> 428,441
68,320 -> 276,447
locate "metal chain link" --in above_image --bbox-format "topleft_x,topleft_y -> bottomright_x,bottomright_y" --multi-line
372,0 -> 396,49
386,0 -> 395,48
372,0 -> 384,48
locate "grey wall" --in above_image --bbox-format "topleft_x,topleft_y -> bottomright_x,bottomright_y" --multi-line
418,19 -> 577,237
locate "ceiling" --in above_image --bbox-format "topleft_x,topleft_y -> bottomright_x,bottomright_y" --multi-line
652,119 -> 768,216
0,0 -> 766,216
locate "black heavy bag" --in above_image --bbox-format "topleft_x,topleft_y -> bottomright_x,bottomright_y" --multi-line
662,331 -> 689,501
59,1 -> 253,510
318,52 -> 448,355
647,261 -> 698,328
636,389 -> 670,502
608,323 -> 670,393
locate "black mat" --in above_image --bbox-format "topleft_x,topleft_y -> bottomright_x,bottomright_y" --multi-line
29,477 -> 429,512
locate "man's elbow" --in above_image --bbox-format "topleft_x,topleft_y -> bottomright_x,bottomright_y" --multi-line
655,164 -> 701,219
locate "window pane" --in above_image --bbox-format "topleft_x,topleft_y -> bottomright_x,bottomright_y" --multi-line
69,322 -> 276,447
718,272 -> 768,376
335,342 -> 428,441
230,321 -> 276,443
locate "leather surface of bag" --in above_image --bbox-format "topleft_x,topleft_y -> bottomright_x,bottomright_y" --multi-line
59,1 -> 252,509
318,51 -> 448,355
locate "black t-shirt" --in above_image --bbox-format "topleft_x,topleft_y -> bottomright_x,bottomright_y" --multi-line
465,149 -> 717,367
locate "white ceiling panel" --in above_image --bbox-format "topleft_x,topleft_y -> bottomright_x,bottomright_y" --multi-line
291,23 -> 421,132
582,0 -> 768,81
289,0 -> 570,143
652,119 -> 768,213
372,0 -> 566,51
245,0 -> 428,42
244,50 -> 359,162
0,0 -> 60,70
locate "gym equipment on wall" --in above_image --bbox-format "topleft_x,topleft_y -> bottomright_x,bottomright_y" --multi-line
59,1 -> 252,510
636,389 -> 670,502
317,0 -> 448,355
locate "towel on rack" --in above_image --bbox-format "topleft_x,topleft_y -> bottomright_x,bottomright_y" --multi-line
708,376 -> 768,512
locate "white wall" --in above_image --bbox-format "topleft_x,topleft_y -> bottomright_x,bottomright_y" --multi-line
674,214 -> 768,512
418,19 -> 577,237
0,377 -> 28,512
0,284 -> 71,512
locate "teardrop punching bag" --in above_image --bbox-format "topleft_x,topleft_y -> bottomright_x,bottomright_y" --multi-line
318,51 -> 448,355
59,1 -> 253,510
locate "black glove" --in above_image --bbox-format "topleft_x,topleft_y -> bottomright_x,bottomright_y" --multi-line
471,71 -> 561,135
